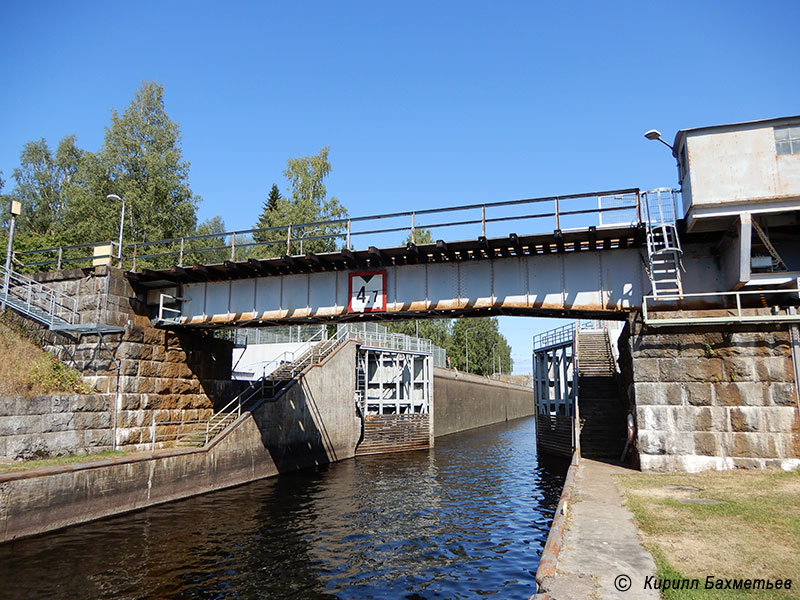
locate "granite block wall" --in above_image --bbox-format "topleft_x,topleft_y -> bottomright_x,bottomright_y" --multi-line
27,267 -> 240,451
627,315 -> 800,471
0,394 -> 113,460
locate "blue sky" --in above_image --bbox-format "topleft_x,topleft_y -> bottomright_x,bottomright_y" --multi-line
2,1 -> 799,373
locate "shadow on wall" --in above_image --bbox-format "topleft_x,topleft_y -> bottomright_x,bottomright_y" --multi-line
251,377 -> 342,474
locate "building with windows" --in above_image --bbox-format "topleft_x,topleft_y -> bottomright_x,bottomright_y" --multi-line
673,116 -> 800,290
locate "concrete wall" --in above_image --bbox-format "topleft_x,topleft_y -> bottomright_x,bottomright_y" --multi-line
0,395 -> 113,460
0,341 -> 360,543
433,368 -> 534,437
626,316 -> 800,472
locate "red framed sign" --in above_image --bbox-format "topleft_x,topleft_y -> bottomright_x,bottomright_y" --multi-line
348,270 -> 387,313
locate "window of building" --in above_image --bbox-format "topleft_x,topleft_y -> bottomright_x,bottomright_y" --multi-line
774,125 -> 800,155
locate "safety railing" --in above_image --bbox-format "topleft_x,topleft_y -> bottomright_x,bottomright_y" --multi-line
232,326 -> 328,379
643,285 -> 800,326
221,324 -> 328,346
149,417 -> 209,449
157,293 -> 184,323
532,323 -> 576,351
0,266 -> 79,327
123,188 -> 641,270
202,327 -> 351,446
339,324 -> 434,354
14,241 -> 119,271
13,188 -> 643,273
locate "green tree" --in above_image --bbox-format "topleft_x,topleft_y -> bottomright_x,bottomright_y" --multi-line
182,216 -> 229,265
66,81 -> 199,248
405,227 -> 434,245
252,183 -> 284,251
5,136 -> 84,237
250,148 -> 348,258
281,146 -> 347,254
450,317 -> 513,375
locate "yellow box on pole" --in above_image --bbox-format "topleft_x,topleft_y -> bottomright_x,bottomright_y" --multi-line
93,244 -> 113,267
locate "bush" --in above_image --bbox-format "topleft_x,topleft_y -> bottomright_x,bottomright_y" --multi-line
28,352 -> 92,394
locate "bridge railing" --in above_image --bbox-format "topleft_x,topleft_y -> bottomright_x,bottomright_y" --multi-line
12,188 -> 643,273
13,241 -> 119,272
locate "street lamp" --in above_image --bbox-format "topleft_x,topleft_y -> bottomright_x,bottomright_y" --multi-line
107,194 -> 124,266
645,129 -> 683,187
2,200 -> 22,312
644,129 -> 675,152
491,342 -> 497,377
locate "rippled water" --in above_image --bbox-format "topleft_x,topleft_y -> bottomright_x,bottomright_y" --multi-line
0,416 -> 566,599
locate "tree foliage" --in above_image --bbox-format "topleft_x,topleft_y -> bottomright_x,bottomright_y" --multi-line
3,136 -> 84,237
251,183 -> 285,254
384,316 -> 513,375
449,317 -> 512,375
66,82 -> 198,245
250,148 -> 348,258
406,227 -> 434,245
2,82 -> 207,270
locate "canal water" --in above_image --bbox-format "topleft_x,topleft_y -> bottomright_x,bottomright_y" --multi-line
0,416 -> 567,599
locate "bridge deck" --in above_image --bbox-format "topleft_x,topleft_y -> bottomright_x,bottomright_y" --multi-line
126,225 -> 645,289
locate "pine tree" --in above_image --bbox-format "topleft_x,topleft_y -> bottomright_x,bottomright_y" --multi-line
253,184 -> 282,244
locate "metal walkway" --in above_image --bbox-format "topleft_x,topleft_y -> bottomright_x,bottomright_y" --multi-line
0,266 -> 124,336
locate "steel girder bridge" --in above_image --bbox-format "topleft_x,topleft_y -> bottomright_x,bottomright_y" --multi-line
115,188 -> 709,329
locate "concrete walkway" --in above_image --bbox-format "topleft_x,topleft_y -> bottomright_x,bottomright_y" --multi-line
538,459 -> 659,600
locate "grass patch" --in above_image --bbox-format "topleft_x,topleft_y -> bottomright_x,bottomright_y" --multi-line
616,469 -> 800,599
0,449 -> 129,473
0,315 -> 92,396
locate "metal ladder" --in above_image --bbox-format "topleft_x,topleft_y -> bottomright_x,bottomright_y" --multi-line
643,188 -> 683,297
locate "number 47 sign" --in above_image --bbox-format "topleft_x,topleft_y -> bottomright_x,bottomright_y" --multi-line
348,270 -> 387,313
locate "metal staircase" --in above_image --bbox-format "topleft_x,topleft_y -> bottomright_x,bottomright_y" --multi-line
0,266 -> 124,338
167,327 -> 351,448
643,188 -> 684,297
576,329 -> 626,458
0,266 -> 79,329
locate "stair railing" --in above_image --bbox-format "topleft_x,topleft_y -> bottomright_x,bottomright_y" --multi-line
203,326 -> 351,446
0,265 -> 79,327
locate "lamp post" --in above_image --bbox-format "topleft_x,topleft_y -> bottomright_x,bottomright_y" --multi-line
106,194 -> 124,266
491,342 -> 497,377
645,129 -> 683,186
2,200 -> 22,312
644,129 -> 675,152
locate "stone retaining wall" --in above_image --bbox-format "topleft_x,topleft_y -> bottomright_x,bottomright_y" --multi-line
0,341 -> 360,542
29,267 -> 239,450
627,315 -> 800,471
0,395 -> 113,460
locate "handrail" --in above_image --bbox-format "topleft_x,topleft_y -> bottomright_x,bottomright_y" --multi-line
15,241 -> 118,270
203,327 -> 351,445
157,293 -> 185,322
533,323 -> 575,351
0,265 -> 79,326
643,284 -> 800,326
233,326 -> 328,378
14,187 -> 643,272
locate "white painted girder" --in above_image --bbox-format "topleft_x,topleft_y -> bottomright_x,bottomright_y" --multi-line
176,248 -> 650,326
